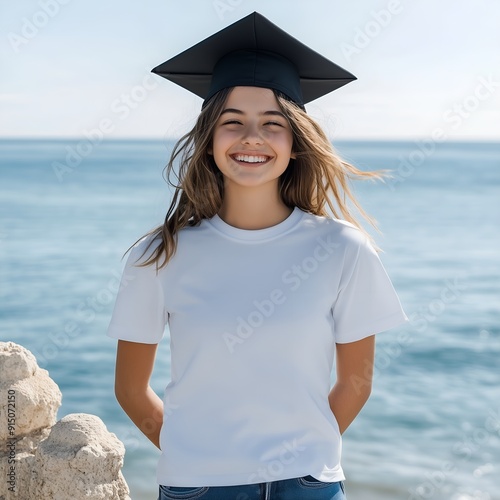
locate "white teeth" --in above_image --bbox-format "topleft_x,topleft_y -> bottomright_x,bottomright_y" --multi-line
234,155 -> 268,163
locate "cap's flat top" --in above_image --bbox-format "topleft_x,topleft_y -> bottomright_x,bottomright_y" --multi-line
152,12 -> 356,104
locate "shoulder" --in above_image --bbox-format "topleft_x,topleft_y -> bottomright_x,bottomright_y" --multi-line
126,233 -> 163,267
299,210 -> 371,252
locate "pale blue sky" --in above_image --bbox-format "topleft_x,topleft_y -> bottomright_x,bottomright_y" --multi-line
1,0 -> 499,139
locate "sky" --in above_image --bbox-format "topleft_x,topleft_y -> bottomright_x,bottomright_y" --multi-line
1,0 -> 499,140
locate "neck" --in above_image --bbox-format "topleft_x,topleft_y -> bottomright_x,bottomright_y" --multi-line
218,181 -> 293,230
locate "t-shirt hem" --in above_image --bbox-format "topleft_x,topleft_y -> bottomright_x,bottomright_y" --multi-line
335,310 -> 408,344
106,328 -> 162,344
157,468 -> 345,487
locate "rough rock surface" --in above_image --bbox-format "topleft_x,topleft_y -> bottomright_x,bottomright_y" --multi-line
0,342 -> 61,443
29,414 -> 129,499
0,342 -> 130,500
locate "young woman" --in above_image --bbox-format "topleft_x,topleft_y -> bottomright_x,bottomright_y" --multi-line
108,13 -> 407,500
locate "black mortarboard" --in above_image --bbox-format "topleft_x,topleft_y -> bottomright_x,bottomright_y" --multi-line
151,12 -> 356,108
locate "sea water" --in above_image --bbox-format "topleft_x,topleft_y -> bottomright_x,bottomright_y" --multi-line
1,139 -> 499,500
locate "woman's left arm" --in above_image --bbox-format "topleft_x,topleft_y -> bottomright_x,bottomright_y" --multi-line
328,335 -> 375,435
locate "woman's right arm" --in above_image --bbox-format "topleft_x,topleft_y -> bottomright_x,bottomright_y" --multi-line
114,340 -> 164,449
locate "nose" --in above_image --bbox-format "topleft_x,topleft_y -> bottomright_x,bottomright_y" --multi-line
241,123 -> 264,145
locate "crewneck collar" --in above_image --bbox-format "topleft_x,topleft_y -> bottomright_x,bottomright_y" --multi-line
207,207 -> 303,242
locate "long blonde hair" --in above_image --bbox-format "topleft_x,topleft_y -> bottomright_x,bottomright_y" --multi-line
131,87 -> 383,269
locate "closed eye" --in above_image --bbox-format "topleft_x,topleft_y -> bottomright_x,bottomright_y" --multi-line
265,121 -> 284,127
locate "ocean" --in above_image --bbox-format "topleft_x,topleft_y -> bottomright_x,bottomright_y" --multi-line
1,138 -> 499,500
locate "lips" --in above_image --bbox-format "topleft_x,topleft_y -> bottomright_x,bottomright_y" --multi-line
231,154 -> 271,164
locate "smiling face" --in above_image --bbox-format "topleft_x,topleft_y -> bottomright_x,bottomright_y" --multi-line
210,86 -> 295,190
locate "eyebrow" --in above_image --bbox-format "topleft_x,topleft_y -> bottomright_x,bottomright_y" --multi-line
220,108 -> 286,118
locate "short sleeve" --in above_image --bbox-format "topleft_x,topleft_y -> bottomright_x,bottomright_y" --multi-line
107,239 -> 167,344
332,235 -> 407,344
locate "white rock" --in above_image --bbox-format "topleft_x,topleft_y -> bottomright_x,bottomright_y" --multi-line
0,343 -> 130,500
30,414 -> 130,499
0,342 -> 38,382
0,342 -> 61,442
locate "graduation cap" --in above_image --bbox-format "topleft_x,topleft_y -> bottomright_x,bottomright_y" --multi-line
151,12 -> 356,108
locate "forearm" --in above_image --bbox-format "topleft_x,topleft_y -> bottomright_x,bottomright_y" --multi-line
116,385 -> 164,449
328,382 -> 371,435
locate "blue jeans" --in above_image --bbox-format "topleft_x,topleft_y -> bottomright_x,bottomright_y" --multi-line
158,475 -> 346,499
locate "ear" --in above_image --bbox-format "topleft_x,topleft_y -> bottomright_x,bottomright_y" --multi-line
207,145 -> 213,155
290,152 -> 297,160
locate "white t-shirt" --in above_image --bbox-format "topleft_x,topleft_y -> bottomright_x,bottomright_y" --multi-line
107,207 -> 407,487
